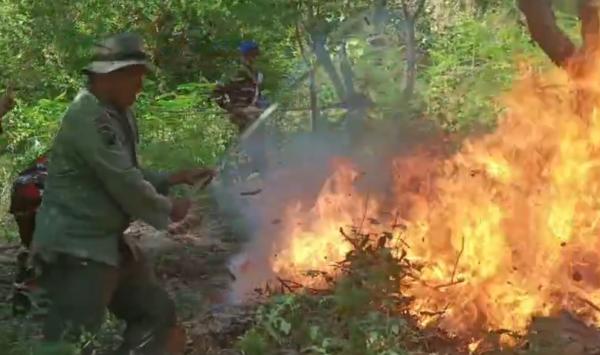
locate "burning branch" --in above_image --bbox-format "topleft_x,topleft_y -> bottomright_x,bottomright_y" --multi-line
449,235 -> 465,285
357,193 -> 371,234
433,278 -> 465,291
574,293 -> 600,314
339,227 -> 363,251
277,277 -> 302,294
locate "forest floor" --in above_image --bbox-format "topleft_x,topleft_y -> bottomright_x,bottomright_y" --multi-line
0,193 -> 258,355
2,192 -> 600,355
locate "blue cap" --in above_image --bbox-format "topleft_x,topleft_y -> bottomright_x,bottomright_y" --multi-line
239,40 -> 259,55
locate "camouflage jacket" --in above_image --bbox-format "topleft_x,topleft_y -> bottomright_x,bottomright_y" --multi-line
31,88 -> 172,266
213,62 -> 262,111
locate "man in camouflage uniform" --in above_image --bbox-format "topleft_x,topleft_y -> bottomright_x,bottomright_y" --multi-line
213,40 -> 268,131
31,33 -> 213,354
213,40 -> 269,175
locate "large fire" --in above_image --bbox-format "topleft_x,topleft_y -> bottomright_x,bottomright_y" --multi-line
248,50 -> 600,338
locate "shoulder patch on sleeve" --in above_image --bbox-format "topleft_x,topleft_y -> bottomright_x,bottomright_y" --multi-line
94,114 -> 119,147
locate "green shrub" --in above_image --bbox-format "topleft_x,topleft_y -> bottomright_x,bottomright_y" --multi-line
420,10 -> 545,131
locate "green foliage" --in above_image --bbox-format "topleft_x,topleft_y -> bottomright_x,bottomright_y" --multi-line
135,81 -> 236,171
0,302 -> 122,355
420,6 -> 580,132
3,95 -> 68,163
0,0 -> 303,217
0,0 -> 302,99
237,231 -> 419,355
237,328 -> 270,355
420,9 -> 543,131
0,1 -> 588,353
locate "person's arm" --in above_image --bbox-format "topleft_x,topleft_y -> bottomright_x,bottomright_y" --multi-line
71,112 -> 172,230
212,82 -> 229,109
141,169 -> 170,196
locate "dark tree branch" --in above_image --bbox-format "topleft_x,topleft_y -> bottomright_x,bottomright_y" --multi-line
401,0 -> 410,19
309,24 -> 347,100
301,0 -> 347,102
517,0 -> 577,67
400,0 -> 426,19
579,0 -> 600,53
398,0 -> 426,102
295,22 -> 311,65
309,68 -> 319,132
339,44 -> 356,98
373,0 -> 388,34
0,87 -> 16,134
414,0 -> 427,18
403,15 -> 417,101
295,22 -> 320,132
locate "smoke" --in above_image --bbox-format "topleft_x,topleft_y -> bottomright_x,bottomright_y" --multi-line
205,5 -> 455,303
209,108 -> 445,304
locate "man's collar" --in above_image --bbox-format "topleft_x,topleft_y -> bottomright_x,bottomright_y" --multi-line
84,87 -> 129,114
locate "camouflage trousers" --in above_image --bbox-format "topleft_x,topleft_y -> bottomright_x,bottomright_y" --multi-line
229,112 -> 269,178
34,246 -> 180,355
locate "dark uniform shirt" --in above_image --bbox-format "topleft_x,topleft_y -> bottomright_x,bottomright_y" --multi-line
31,88 -> 172,266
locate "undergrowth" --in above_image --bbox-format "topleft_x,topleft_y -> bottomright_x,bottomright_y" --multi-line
0,303 -> 123,355
235,227 -> 592,355
236,230 -> 433,355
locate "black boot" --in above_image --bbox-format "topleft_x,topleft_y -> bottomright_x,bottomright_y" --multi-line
12,249 -> 35,316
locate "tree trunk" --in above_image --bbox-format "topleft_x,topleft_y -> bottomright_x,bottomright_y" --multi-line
0,90 -> 15,134
295,22 -> 321,132
309,68 -> 320,132
339,44 -> 356,99
580,0 -> 600,53
311,29 -> 347,100
517,0 -> 576,67
403,15 -> 417,102
400,0 -> 425,102
373,0 -> 388,34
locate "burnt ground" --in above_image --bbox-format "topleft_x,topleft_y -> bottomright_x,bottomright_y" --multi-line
0,193 -> 257,355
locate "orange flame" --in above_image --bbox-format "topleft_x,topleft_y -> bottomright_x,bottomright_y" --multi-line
263,50 -> 600,337
271,158 -> 379,281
